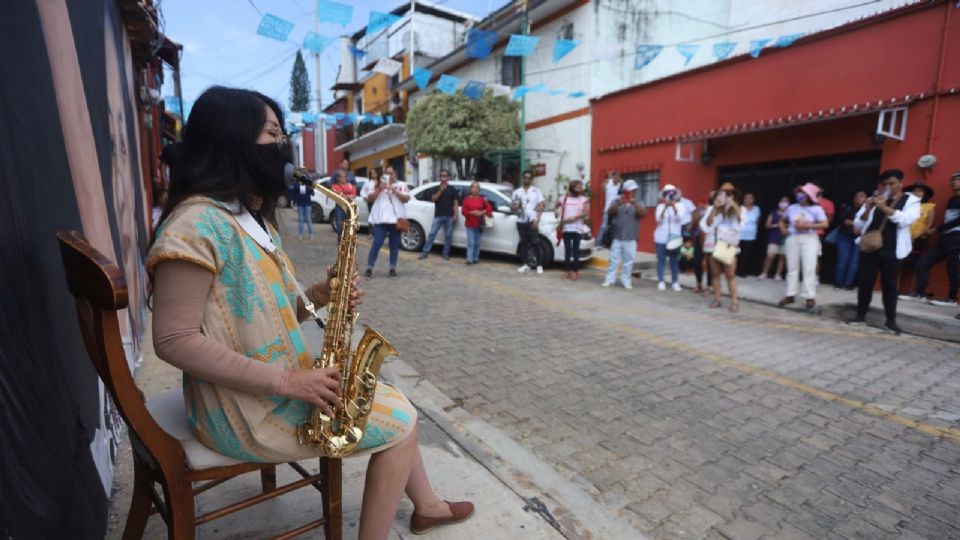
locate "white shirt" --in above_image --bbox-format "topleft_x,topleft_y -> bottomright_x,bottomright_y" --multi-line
512,186 -> 544,223
603,179 -> 621,211
700,207 -> 742,246
557,195 -> 590,234
653,202 -> 691,244
361,180 -> 409,225
853,193 -> 920,259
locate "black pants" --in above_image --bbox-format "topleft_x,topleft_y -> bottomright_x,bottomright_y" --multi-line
736,240 -> 757,277
516,222 -> 540,267
914,232 -> 960,299
857,249 -> 901,323
680,238 -> 705,286
563,232 -> 581,271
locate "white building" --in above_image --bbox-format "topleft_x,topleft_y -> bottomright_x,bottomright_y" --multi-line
396,0 -> 918,200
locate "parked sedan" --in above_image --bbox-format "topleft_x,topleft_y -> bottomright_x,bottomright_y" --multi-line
401,181 -> 594,266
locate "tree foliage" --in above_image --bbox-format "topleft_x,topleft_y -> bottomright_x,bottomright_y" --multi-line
406,91 -> 520,178
289,51 -> 310,112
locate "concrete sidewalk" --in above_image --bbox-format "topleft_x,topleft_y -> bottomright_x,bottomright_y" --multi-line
587,249 -> 960,342
105,317 -> 640,539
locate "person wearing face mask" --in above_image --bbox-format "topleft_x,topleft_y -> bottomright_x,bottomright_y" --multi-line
555,179 -> 590,280
511,170 -> 546,274
778,183 -> 829,310
834,191 -> 867,290
148,87 -> 472,539
760,197 -> 789,280
654,184 -> 691,291
849,170 -> 920,334
700,183 -> 742,312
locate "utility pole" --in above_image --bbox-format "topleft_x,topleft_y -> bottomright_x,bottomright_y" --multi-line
519,0 -> 528,175
314,0 -> 325,173
409,0 -> 416,184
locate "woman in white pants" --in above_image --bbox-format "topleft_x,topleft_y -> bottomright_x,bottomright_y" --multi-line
779,183 -> 829,310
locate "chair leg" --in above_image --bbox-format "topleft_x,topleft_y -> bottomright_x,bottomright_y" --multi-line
164,480 -> 197,540
260,466 -> 277,493
320,457 -> 342,540
122,461 -> 153,540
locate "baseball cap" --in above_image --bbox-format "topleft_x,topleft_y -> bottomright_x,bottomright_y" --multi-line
622,179 -> 639,192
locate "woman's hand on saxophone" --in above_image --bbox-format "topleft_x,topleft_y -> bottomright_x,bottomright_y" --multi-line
307,267 -> 365,309
278,368 -> 342,416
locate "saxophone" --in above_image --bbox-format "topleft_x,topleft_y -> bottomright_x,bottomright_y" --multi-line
291,168 -> 398,458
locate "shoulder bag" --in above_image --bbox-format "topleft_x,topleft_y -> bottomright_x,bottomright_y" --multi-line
556,195 -> 568,246
388,189 -> 409,232
860,195 -> 904,253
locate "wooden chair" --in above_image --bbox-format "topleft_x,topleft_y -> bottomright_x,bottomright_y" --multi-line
56,231 -> 342,540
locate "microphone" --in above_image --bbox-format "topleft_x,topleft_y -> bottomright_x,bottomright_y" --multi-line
285,163 -> 314,186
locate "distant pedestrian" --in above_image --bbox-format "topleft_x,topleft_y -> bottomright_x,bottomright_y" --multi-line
654,184 -> 691,291
834,191 -> 867,290
701,182 -> 742,312
759,196 -> 788,280
900,172 -> 960,307
737,193 -> 761,277
362,165 -> 410,278
461,181 -> 493,265
849,170 -> 919,334
419,169 -> 461,260
291,180 -> 315,240
334,157 -> 357,187
330,170 -> 356,244
906,181 -> 937,246
602,180 -> 646,288
511,170 -> 546,274
599,171 -> 624,245
680,200 -> 707,293
556,179 -> 590,280
779,183 -> 829,310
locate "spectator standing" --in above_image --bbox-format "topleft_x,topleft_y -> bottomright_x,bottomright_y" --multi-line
329,170 -> 356,244
362,165 -> 410,278
599,171 -> 624,245
737,193 -> 761,277
461,181 -> 493,265
511,170 -> 546,274
602,180 -> 647,288
760,197 -> 789,280
849,170 -> 920,334
901,172 -> 960,306
334,158 -> 357,186
834,191 -> 867,290
701,182 -> 742,312
779,183 -> 829,310
683,200 -> 708,293
556,179 -> 590,280
418,170 -> 461,260
291,181 -> 315,240
654,184 -> 691,291
906,181 -> 937,246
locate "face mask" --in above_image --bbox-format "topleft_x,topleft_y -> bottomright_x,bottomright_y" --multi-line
795,193 -> 806,203
778,201 -> 789,210
252,142 -> 292,195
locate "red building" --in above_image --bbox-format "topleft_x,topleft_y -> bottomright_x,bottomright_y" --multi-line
591,1 -> 958,292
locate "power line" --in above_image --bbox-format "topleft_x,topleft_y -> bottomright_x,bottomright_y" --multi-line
246,0 -> 263,16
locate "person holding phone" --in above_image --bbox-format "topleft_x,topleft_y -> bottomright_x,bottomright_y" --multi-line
362,165 -> 410,278
654,184 -> 691,291
779,183 -> 829,310
701,183 -> 742,311
602,180 -> 647,288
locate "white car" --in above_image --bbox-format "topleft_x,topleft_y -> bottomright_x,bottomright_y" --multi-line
401,181 -> 594,266
309,176 -> 369,224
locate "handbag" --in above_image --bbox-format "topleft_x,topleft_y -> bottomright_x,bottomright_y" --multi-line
387,188 -> 409,232
483,214 -> 494,229
556,195 -> 568,246
712,240 -> 737,265
664,210 -> 682,250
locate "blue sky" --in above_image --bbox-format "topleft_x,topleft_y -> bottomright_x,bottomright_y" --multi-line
160,0 -> 510,118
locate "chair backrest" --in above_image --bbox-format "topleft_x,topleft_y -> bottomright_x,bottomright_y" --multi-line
56,230 -> 185,472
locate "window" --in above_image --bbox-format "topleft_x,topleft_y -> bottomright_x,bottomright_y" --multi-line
501,57 -> 521,87
623,171 -> 660,208
560,22 -> 574,40
480,189 -> 508,211
416,186 -> 437,202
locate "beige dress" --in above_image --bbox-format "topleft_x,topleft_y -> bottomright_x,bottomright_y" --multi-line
147,197 -> 415,462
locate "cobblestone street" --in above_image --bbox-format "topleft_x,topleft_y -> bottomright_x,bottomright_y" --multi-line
281,211 -> 960,540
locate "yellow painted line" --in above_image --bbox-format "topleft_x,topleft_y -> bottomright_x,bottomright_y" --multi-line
414,257 -> 960,445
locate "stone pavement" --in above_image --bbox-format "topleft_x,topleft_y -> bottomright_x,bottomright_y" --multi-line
280,210 -> 960,540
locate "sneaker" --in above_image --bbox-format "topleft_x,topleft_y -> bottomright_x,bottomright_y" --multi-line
657,281 -> 666,291
518,265 -> 530,273
623,282 -> 633,290
758,274 -> 767,281
418,253 -> 428,260
672,282 -> 682,292
929,298 -> 958,307
774,275 -> 783,281
363,268 -> 373,278
601,281 -> 612,288
884,320 -> 902,335
536,266 -> 544,275
899,293 -> 924,302
389,268 -> 397,277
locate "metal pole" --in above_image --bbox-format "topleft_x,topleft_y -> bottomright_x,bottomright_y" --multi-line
314,0 -> 325,173
409,0 -> 416,74
519,0 -> 528,175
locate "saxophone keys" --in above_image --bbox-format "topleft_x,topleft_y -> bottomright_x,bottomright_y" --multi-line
358,371 -> 377,391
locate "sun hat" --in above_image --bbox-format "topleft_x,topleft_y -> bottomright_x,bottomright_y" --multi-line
716,181 -> 741,201
795,182 -> 821,204
905,181 -> 934,202
622,179 -> 639,192
660,183 -> 677,194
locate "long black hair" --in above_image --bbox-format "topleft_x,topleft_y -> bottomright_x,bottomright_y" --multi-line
158,86 -> 287,233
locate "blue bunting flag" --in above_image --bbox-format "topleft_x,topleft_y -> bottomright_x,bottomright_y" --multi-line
436,74 -> 460,95
257,13 -> 294,42
505,34 -> 540,57
773,34 -> 804,47
712,42 -> 736,60
749,38 -> 771,58
568,90 -> 586,98
303,32 -> 333,52
302,111 -> 318,123
513,86 -> 529,99
348,45 -> 367,59
547,88 -> 567,96
466,28 -> 498,59
413,66 -> 432,91
675,43 -> 700,66
368,11 -> 401,36
552,39 -> 579,61
462,81 -> 486,100
317,0 -> 353,26
634,44 -> 663,69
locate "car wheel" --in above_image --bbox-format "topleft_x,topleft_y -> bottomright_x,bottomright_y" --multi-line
536,236 -> 554,267
401,221 -> 424,252
311,203 -> 324,223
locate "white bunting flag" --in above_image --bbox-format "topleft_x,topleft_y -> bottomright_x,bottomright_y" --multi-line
372,57 -> 402,76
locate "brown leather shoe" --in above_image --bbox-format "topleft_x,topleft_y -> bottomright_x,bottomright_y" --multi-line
805,299 -> 816,310
410,501 -> 475,535
778,296 -> 795,307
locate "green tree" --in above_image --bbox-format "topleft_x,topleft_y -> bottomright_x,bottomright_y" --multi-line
406,91 -> 520,179
289,50 -> 310,112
